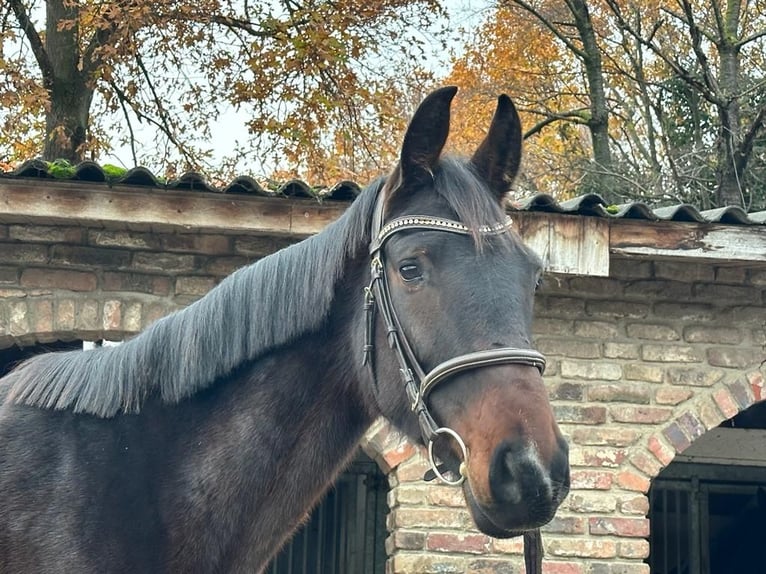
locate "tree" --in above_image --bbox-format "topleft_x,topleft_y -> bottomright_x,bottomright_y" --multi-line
607,0 -> 766,207
446,0 -> 766,209
1,0 -> 443,181
445,5 -> 593,195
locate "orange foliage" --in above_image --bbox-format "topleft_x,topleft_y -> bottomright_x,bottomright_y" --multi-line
445,5 -> 592,197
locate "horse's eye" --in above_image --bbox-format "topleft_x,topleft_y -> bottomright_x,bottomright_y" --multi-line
535,277 -> 544,291
399,264 -> 422,282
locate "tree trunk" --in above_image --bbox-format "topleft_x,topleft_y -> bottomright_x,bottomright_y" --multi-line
43,0 -> 93,163
568,0 -> 614,197
713,0 -> 743,207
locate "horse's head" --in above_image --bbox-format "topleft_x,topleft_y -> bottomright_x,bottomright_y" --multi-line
367,86 -> 569,537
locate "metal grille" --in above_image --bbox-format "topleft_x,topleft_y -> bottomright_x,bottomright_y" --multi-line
266,454 -> 388,574
649,469 -> 766,574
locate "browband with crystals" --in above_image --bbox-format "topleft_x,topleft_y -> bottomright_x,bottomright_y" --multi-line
370,215 -> 513,253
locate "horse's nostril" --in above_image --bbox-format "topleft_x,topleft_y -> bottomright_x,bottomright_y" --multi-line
489,443 -> 524,505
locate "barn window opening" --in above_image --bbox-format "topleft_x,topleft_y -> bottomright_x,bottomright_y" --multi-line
266,451 -> 389,574
648,403 -> 766,574
0,340 -> 84,378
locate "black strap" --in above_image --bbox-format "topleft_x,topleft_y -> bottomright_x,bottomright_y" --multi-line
523,529 -> 543,574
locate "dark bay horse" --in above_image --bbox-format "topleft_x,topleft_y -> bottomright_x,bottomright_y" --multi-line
0,87 -> 569,572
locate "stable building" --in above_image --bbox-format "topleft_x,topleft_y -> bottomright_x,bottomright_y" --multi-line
1,163 -> 764,574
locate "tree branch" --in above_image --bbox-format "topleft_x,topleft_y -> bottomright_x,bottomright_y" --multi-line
502,0 -> 587,59
678,0 -> 720,98
109,80 -> 139,167
737,102 -> 766,171
8,0 -> 54,88
523,108 -> 590,139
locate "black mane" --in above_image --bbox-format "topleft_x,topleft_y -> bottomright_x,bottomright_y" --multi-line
3,158 -> 509,417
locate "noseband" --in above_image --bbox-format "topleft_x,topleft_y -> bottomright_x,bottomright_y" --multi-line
362,191 -> 547,486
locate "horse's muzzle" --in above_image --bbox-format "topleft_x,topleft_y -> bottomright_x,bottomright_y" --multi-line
466,436 -> 570,538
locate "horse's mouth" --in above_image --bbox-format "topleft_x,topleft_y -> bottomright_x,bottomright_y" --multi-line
462,479 -> 565,539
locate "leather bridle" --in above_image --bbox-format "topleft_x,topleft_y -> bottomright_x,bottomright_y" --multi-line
362,189 -> 547,477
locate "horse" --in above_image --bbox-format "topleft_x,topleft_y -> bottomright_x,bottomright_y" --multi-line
0,86 -> 569,573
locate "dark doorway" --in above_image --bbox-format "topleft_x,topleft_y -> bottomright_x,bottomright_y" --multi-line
648,402 -> 766,574
266,452 -> 389,574
0,340 -> 83,378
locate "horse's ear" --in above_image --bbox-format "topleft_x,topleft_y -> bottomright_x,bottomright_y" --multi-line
392,86 -> 457,191
471,94 -> 523,201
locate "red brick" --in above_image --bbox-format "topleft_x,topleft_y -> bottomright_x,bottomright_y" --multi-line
619,495 -> 650,515
394,455 -> 431,483
547,538 -> 617,558
392,507 -> 472,530
662,421 -> 691,453
554,405 -> 607,424
571,427 -> 640,447
750,371 -> 765,401
426,532 -> 490,554
616,470 -> 650,493
712,388 -> 739,418
647,436 -> 674,466
21,268 -> 97,292
570,470 -> 613,490
542,516 -> 588,535
588,384 -> 650,404
618,539 -> 650,559
390,530 -> 425,550
380,441 -> 417,473
466,558 -> 517,574
543,562 -> 584,574
571,447 -> 627,468
655,387 -> 693,405
610,406 -> 673,424
589,517 -> 649,537
103,300 -> 121,331
630,451 -> 662,477
175,276 -> 216,296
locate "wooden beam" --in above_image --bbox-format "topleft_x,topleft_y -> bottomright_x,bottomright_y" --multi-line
513,212 -> 610,276
2,180 -> 764,270
0,180 -> 347,237
610,220 -> 766,263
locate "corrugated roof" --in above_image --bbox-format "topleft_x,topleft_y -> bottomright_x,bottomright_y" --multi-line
512,193 -> 766,225
3,160 -> 765,225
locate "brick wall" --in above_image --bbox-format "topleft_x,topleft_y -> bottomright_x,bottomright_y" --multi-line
377,258 -> 766,574
2,221 -> 765,574
0,222 -> 297,347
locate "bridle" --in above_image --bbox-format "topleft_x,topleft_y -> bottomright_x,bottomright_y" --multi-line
362,189 -> 547,483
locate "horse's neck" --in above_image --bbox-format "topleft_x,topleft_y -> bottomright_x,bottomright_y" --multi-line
165,331 -> 373,572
